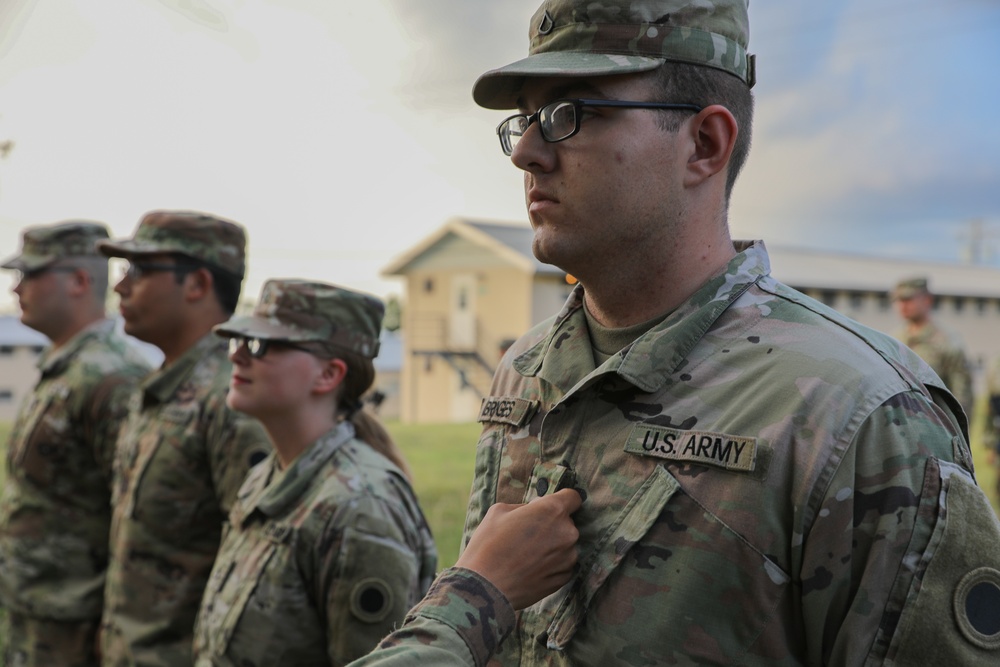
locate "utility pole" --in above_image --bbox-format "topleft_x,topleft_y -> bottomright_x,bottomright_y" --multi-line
0,139 -> 13,197
958,218 -> 998,265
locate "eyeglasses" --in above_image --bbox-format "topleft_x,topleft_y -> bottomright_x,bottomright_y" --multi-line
14,266 -> 78,282
228,336 -> 313,359
496,98 -> 704,156
120,261 -> 196,282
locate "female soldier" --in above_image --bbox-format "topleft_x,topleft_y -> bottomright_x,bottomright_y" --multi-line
193,279 -> 437,666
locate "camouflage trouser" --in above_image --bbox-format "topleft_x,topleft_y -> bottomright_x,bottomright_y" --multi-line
1,611 -> 100,667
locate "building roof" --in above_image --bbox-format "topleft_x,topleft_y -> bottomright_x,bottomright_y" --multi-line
765,244 -> 1000,298
0,315 -> 48,347
382,217 -> 564,277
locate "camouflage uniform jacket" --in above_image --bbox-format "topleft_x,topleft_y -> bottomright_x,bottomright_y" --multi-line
102,333 -> 271,667
0,319 -> 150,621
894,319 -> 974,418
464,241 -> 1000,666
193,421 -> 437,667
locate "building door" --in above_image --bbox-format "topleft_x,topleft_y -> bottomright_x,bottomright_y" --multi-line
449,274 -> 481,422
449,274 -> 476,350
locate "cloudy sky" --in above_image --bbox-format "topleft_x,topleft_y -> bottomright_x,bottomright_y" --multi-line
0,0 -> 998,312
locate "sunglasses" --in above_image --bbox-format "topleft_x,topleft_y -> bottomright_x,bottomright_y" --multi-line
228,336 -> 313,359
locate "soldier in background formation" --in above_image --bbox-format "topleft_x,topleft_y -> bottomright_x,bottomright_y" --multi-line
984,358 -> 1000,506
96,211 -> 272,666
194,279 -> 437,665
0,215 -> 584,667
892,276 -> 975,419
0,222 -> 151,667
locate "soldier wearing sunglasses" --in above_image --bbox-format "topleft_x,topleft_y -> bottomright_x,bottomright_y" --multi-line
96,211 -> 271,667
193,279 -> 437,666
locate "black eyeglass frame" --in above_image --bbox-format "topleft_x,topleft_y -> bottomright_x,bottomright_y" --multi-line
121,260 -> 198,282
496,98 -> 705,156
227,335 -> 315,359
14,266 -> 80,282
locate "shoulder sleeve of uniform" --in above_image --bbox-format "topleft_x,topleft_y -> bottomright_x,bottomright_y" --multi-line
317,486 -> 437,665
347,568 -> 516,667
205,403 -> 272,513
801,390 -> 997,664
874,461 -> 1000,663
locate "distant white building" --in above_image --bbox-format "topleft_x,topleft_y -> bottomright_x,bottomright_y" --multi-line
370,329 -> 402,421
765,244 -> 1000,389
0,315 -> 48,422
0,315 -> 163,423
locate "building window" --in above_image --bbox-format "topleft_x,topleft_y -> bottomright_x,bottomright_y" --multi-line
848,292 -> 864,310
0,346 -> 13,356
977,298 -> 988,314
0,389 -> 12,403
953,296 -> 965,313
878,293 -> 891,311
423,278 -> 434,294
820,290 -> 837,307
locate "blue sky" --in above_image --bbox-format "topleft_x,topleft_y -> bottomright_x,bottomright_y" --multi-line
0,0 -> 998,311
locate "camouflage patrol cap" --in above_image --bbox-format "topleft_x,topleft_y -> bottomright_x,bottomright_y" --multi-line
215,279 -> 384,359
1,220 -> 110,271
473,0 -> 755,110
893,276 -> 931,300
97,210 -> 247,277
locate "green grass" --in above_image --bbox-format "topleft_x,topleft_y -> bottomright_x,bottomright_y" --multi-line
388,421 -> 481,568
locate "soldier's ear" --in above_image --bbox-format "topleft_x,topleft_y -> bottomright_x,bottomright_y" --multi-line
67,267 -> 91,296
683,104 -> 738,189
314,357 -> 347,396
182,267 -> 213,302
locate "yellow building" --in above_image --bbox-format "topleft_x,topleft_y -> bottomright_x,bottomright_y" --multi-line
382,218 -> 573,424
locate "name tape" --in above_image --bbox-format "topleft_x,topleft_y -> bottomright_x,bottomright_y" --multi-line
478,397 -> 537,427
625,424 -> 757,472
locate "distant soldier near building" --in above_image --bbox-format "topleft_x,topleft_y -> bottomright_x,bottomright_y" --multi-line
0,222 -> 152,667
96,211 -> 271,667
984,357 -> 1000,507
893,276 -> 975,417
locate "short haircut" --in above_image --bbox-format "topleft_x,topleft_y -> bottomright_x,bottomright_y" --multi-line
170,253 -> 242,315
53,256 -> 109,301
653,62 -> 755,201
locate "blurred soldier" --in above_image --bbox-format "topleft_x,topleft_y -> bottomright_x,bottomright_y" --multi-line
0,222 -> 151,667
96,211 -> 271,667
985,357 -> 1000,506
893,276 -> 975,417
386,0 -> 1000,665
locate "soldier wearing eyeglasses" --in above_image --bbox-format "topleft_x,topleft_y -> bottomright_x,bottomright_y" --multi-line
0,221 -> 151,667
95,211 -> 271,667
356,0 -> 1000,665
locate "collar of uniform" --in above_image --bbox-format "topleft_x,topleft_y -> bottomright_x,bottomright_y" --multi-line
37,318 -> 116,378
139,331 -> 224,405
513,282 -> 589,378
513,241 -> 771,393
253,420 -> 357,518
617,241 -> 769,391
